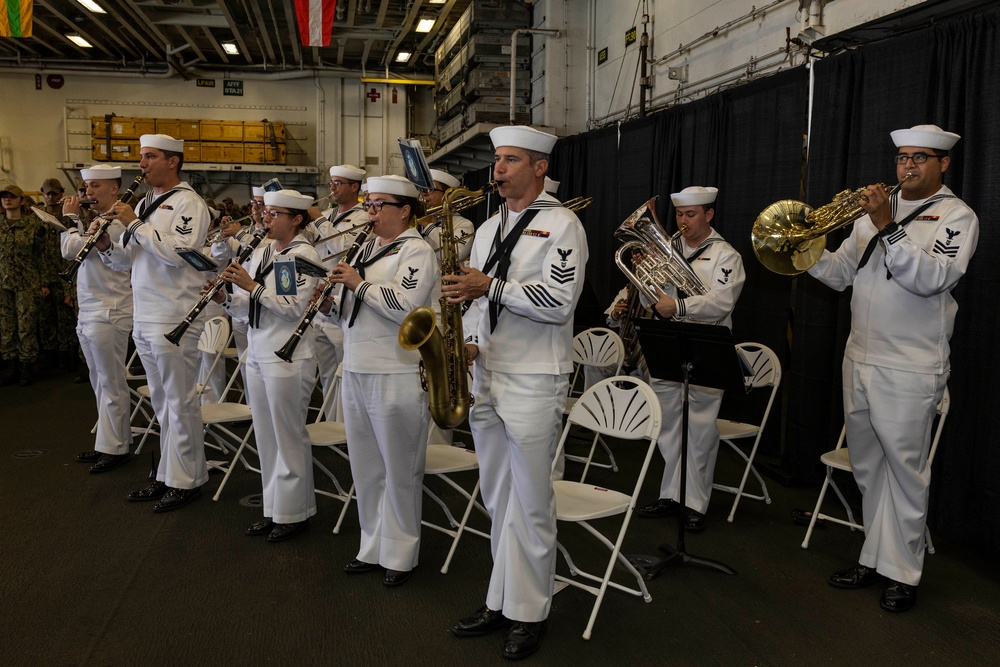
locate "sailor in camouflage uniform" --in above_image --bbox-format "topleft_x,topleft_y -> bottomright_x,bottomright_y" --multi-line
1,184 -> 47,386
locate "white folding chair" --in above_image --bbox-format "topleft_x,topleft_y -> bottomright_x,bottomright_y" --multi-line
553,375 -> 662,640
133,318 -> 232,455
421,444 -> 491,574
801,387 -> 951,552
193,321 -> 259,501
563,328 -> 625,480
712,342 -> 782,522
309,363 -> 355,534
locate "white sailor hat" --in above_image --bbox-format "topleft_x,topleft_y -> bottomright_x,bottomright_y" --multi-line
264,189 -> 314,210
544,176 -> 560,194
489,125 -> 557,155
251,186 -> 265,197
430,169 -> 460,190
670,186 -> 718,207
890,124 -> 960,151
367,175 -> 419,199
80,164 -> 122,181
360,180 -> 369,193
139,134 -> 184,153
329,164 -> 366,181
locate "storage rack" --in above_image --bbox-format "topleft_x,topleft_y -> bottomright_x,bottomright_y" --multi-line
433,0 -> 532,146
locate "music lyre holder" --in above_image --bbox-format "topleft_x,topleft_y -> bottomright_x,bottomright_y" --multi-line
628,319 -> 744,579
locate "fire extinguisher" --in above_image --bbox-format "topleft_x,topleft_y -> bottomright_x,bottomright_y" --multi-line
392,87 -> 398,104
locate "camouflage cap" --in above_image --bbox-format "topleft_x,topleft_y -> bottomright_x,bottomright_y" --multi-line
41,178 -> 64,193
0,184 -> 25,197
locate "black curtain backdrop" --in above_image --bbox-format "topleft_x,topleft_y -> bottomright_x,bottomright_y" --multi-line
454,6 -> 1000,558
790,8 -> 1000,557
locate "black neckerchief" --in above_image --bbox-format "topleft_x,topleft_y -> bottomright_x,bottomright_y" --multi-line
345,236 -> 411,327
857,193 -> 954,275
122,188 -> 182,246
249,240 -> 308,328
671,235 -> 719,299
484,203 -> 550,332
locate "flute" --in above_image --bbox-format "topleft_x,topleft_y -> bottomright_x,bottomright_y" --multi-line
60,174 -> 145,282
274,221 -> 374,362
164,226 -> 270,346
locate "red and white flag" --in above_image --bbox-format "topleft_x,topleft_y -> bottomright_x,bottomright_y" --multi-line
294,0 -> 336,47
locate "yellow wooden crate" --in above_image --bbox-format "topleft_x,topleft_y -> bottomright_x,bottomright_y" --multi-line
199,142 -> 244,163
92,139 -> 140,162
182,141 -> 201,163
155,119 -> 201,141
92,117 -> 156,140
200,120 -> 244,142
244,143 -> 287,165
244,121 -> 287,143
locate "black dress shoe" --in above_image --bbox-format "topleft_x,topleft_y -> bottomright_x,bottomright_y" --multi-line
880,581 -> 918,612
683,509 -> 706,532
152,486 -> 202,513
89,453 -> 130,474
502,621 -> 546,660
451,605 -> 511,638
829,564 -> 881,589
637,498 -> 680,518
76,450 -> 102,463
344,559 -> 378,574
266,520 -> 308,542
384,569 -> 412,587
245,518 -> 275,536
127,480 -> 168,502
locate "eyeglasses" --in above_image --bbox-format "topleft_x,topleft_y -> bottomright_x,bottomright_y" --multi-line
362,200 -> 406,212
894,152 -> 941,165
330,180 -> 353,188
264,209 -> 292,218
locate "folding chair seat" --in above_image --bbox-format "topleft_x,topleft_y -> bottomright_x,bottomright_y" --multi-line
563,328 -> 625,481
801,387 -> 951,553
185,321 -> 257,501
309,364 -> 355,535
553,376 -> 662,640
421,444 -> 491,574
712,342 -> 782,522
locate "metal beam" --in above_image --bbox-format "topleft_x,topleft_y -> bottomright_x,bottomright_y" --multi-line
32,18 -> 93,59
35,0 -> 117,59
280,0 -> 302,67
217,0 -> 254,66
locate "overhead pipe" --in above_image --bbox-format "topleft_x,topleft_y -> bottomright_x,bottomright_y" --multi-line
510,28 -> 562,124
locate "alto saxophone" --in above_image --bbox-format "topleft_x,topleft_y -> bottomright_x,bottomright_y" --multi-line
398,181 -> 498,429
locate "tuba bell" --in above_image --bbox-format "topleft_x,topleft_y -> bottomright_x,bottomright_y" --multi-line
613,196 -> 707,302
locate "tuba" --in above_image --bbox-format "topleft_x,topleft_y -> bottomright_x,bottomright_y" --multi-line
613,196 -> 707,302
751,175 -> 913,275
398,180 -> 498,430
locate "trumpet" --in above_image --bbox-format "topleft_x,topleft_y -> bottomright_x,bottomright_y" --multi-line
60,174 -> 145,283
164,226 -> 270,346
416,193 -> 485,226
275,221 -> 375,362
563,196 -> 594,212
311,219 -> 371,247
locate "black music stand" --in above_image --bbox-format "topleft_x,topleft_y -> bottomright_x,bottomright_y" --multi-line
627,319 -> 744,579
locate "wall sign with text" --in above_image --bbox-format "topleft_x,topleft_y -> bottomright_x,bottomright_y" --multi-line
224,80 -> 244,96
625,27 -> 637,47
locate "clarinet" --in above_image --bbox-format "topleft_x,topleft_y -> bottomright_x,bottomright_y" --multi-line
274,222 -> 373,362
164,226 -> 270,346
60,174 -> 145,282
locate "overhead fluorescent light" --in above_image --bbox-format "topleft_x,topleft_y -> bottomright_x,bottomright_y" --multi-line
428,0 -> 447,4
395,52 -> 412,63
223,43 -> 239,55
74,0 -> 106,14
67,34 -> 93,48
415,18 -> 436,33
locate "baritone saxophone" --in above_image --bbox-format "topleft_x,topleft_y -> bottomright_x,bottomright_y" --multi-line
398,181 -> 498,429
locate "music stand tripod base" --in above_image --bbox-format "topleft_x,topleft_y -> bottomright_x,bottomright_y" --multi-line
627,320 -> 744,580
